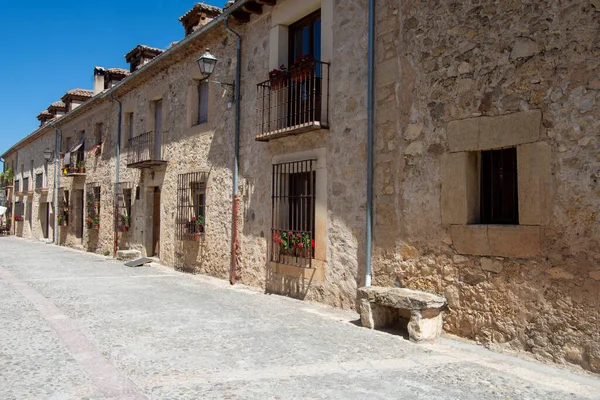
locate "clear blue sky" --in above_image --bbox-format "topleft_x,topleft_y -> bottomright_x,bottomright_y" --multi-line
0,0 -> 227,157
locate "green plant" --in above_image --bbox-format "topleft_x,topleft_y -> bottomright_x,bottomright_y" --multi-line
4,168 -> 13,182
103,250 -> 110,256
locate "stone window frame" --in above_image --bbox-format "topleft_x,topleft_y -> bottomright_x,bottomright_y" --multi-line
268,0 -> 333,71
441,110 -> 551,258
271,147 -> 327,281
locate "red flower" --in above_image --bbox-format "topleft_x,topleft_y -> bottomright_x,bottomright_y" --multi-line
311,239 -> 315,248
288,231 -> 293,237
298,243 -> 304,249
293,243 -> 297,248
278,238 -> 283,244
296,233 -> 301,239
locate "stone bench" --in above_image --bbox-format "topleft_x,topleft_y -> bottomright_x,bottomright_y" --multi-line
357,286 -> 447,342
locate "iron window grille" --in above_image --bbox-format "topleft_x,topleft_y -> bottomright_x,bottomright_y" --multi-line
14,201 -> 24,220
115,182 -> 133,233
176,172 -> 208,241
480,147 -> 519,225
58,188 -> 69,226
85,183 -> 101,230
271,160 -> 316,268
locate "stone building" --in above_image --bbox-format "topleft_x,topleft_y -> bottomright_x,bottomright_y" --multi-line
1,0 -> 599,373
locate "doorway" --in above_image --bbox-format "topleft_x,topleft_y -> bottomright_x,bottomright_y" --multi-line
151,187 -> 161,257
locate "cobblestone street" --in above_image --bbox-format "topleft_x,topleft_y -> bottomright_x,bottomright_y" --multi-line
1,237 -> 599,400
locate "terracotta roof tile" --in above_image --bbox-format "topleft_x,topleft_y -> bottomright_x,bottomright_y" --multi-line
124,45 -> 164,61
179,2 -> 222,21
106,68 -> 130,76
49,101 -> 66,109
36,110 -> 52,120
66,89 -> 94,97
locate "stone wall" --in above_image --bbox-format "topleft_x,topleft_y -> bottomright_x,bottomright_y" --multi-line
372,0 -> 600,372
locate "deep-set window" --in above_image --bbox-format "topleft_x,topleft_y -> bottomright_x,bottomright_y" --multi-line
127,113 -> 134,146
85,183 -> 101,229
14,201 -> 24,217
176,172 -> 208,241
289,10 -> 322,65
95,123 -> 104,145
271,160 -> 316,268
22,177 -> 29,192
35,173 -> 44,190
480,147 -> 519,225
198,79 -> 209,125
14,180 -> 20,193
115,182 -> 133,232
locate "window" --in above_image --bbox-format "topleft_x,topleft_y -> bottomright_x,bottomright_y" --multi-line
480,148 -> 518,225
35,173 -> 44,190
176,172 -> 208,241
58,189 -> 69,226
23,177 -> 29,192
127,113 -> 134,146
14,201 -> 24,218
14,180 -> 20,193
289,11 -> 321,64
271,160 -> 316,268
116,183 -> 133,232
95,123 -> 104,145
197,80 -> 209,125
85,183 -> 101,230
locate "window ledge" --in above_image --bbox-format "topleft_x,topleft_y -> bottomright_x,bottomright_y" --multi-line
449,224 -> 541,258
269,260 -> 325,282
256,122 -> 328,142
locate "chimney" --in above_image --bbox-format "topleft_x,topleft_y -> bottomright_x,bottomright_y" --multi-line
179,3 -> 223,37
94,67 -> 106,95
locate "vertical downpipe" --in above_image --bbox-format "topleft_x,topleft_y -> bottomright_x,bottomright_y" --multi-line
365,0 -> 376,287
110,93 -> 122,257
13,151 -> 18,236
224,17 -> 242,285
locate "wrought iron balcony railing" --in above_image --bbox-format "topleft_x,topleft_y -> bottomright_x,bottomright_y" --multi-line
256,60 -> 330,141
127,131 -> 167,168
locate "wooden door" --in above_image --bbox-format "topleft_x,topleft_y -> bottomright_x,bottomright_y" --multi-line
75,190 -> 84,240
152,188 -> 161,257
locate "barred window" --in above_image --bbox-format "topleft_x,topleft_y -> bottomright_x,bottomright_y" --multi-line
14,201 -> 24,217
85,183 -> 101,230
271,160 -> 316,268
115,182 -> 133,232
58,189 -> 69,226
176,172 -> 208,241
35,173 -> 44,190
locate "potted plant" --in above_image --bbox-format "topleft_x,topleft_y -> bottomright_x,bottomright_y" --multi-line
186,216 -> 204,241
92,215 -> 100,230
91,143 -> 102,157
57,214 -> 67,226
121,215 -> 131,232
77,160 -> 86,174
291,54 -> 315,83
269,64 -> 288,91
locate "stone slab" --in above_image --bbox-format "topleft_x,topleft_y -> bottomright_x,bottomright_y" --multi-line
358,286 -> 446,310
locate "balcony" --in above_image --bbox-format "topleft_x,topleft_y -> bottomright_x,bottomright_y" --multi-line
127,131 -> 167,168
61,152 -> 86,177
256,60 -> 330,142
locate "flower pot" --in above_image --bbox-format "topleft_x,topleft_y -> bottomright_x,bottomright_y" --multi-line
93,224 -> 99,230
193,233 -> 202,242
121,226 -> 128,232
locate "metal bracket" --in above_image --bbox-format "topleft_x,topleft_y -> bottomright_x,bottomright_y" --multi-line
211,81 -> 235,98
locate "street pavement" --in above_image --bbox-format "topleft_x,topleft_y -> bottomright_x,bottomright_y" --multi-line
1,236 -> 599,400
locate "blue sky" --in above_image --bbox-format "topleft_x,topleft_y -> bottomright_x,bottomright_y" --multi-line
0,0 -> 227,157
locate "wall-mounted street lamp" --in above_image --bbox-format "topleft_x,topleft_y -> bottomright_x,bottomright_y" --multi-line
196,49 -> 235,97
43,148 -> 53,162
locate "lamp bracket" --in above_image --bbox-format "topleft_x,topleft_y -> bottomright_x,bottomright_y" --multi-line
211,80 -> 235,97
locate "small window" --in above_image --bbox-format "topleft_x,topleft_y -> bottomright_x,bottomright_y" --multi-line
480,147 -> 518,225
127,113 -> 134,146
35,173 -> 44,190
96,123 -> 104,145
14,201 -> 24,218
14,180 -> 20,193
176,172 -> 208,240
116,183 -> 133,232
198,80 -> 209,125
23,177 -> 29,192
